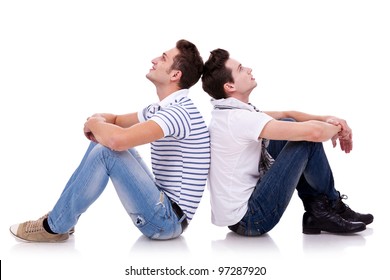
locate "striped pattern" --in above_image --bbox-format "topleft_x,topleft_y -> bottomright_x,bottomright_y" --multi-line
142,94 -> 210,221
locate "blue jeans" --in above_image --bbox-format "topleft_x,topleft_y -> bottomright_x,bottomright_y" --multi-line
229,140 -> 339,236
47,142 -> 182,240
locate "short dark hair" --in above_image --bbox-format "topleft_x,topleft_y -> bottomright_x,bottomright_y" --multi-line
201,48 -> 232,99
171,39 -> 204,89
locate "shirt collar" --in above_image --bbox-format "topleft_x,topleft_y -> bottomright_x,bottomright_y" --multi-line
158,89 -> 189,108
211,97 -> 258,112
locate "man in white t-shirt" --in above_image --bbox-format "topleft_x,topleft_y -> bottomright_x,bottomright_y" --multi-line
201,48 -> 373,235
10,40 -> 210,242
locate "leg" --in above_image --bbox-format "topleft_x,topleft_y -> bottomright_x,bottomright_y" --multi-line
59,143 -> 154,232
58,142 -> 98,196
9,142 -> 100,242
267,134 -> 338,201
268,138 -> 373,225
49,144 -> 181,239
11,143 -> 182,242
230,141 -> 365,236
234,141 -> 328,235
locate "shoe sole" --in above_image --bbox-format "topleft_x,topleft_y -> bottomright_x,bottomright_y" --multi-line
303,224 -> 366,235
9,225 -> 70,243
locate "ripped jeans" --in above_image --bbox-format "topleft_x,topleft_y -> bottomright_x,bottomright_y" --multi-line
47,142 -> 182,240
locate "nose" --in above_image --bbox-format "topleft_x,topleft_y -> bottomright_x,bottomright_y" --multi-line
152,55 -> 162,64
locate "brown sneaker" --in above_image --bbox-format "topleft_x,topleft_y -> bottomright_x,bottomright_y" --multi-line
10,214 -> 69,242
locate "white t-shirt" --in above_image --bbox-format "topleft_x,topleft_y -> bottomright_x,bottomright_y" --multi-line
208,98 -> 273,226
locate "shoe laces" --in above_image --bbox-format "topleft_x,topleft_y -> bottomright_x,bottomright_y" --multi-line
24,216 -> 47,233
339,194 -> 357,214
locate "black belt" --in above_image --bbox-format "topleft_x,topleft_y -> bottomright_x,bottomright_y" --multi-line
171,201 -> 188,233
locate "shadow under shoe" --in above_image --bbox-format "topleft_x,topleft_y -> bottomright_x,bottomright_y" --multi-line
332,193 -> 374,225
302,195 -> 366,234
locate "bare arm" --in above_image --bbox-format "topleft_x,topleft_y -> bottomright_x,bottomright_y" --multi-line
264,111 -> 329,122
84,116 -> 164,151
83,112 -> 140,143
264,110 -> 353,153
88,112 -> 140,127
260,119 -> 341,143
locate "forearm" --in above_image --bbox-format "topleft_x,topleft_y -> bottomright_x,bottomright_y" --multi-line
90,112 -> 139,128
86,119 -> 123,149
261,119 -> 341,142
307,120 -> 342,142
90,113 -> 117,124
265,111 -> 330,122
85,117 -> 164,151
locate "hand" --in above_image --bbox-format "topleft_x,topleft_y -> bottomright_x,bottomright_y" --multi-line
338,134 -> 353,153
83,115 -> 105,143
327,117 -> 353,153
84,125 -> 97,142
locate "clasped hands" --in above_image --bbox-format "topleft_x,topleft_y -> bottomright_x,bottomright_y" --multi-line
327,117 -> 353,153
83,114 -> 106,143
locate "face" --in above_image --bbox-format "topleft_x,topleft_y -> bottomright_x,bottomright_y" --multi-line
146,47 -> 180,85
225,58 -> 257,95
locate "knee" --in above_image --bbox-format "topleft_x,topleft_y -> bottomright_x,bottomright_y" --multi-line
290,140 -> 321,149
90,143 -> 118,159
93,143 -> 113,153
280,118 -> 296,122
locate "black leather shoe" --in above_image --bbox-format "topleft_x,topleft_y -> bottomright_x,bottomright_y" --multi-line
302,211 -> 366,234
332,193 -> 374,225
302,195 -> 366,234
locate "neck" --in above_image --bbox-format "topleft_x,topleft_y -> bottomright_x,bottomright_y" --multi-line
229,92 -> 250,104
156,84 -> 181,101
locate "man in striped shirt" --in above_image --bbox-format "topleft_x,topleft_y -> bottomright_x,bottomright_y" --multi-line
10,39 -> 210,242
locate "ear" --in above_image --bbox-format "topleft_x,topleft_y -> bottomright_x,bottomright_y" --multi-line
170,70 -> 182,82
223,82 -> 235,95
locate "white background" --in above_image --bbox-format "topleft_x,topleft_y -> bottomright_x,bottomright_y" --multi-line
1,0 -> 389,279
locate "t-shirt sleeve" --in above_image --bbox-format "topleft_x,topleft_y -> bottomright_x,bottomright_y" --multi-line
138,103 -> 160,123
149,105 -> 192,139
229,110 -> 273,142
